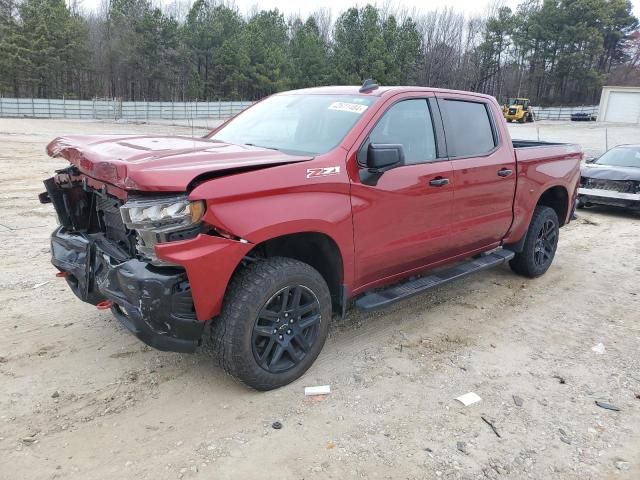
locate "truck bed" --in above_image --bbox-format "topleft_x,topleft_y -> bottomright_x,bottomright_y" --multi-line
512,139 -> 582,163
512,139 -> 566,149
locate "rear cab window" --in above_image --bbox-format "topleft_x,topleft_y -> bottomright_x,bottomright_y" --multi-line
439,99 -> 498,157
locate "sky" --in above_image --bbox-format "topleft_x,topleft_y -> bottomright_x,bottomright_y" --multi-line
78,0 -> 640,18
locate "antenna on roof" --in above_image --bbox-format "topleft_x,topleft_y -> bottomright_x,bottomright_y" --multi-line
359,79 -> 379,93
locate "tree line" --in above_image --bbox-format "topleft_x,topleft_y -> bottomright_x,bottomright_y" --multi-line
0,0 -> 638,105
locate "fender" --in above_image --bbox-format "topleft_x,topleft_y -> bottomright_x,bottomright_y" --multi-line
503,143 -> 581,246
504,179 -> 575,246
188,154 -> 355,288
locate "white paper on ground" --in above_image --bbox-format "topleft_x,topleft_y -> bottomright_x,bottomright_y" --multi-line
305,385 -> 331,396
455,392 -> 482,406
592,343 -> 605,354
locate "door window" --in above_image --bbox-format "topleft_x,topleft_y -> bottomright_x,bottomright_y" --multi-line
440,99 -> 497,157
359,99 -> 437,165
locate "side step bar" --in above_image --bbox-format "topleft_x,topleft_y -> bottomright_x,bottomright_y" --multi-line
355,249 -> 515,311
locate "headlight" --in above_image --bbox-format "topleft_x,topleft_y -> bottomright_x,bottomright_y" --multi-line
121,195 -> 205,230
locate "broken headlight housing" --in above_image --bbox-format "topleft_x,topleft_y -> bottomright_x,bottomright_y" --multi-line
120,195 -> 206,264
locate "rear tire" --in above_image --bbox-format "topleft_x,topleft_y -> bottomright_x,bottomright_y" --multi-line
210,257 -> 331,390
509,206 -> 559,278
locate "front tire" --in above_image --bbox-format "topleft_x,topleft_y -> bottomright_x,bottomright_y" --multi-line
509,206 -> 559,278
210,257 -> 331,390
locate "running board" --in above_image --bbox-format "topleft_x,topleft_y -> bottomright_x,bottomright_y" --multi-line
355,249 -> 515,311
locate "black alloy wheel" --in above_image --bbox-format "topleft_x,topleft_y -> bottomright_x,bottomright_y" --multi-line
252,285 -> 321,373
509,205 -> 560,278
209,256 -> 331,390
533,219 -> 557,267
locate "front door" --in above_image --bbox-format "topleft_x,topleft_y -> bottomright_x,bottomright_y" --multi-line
349,96 -> 457,290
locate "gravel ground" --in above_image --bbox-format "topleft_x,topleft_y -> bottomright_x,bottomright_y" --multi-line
0,118 -> 639,480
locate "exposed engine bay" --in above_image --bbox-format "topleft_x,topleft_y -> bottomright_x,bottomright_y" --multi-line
39,166 -> 206,352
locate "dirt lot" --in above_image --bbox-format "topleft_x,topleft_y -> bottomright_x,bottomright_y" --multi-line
1,118 -> 639,480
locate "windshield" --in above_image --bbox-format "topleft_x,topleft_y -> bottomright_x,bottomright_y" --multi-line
209,94 -> 376,155
595,146 -> 640,168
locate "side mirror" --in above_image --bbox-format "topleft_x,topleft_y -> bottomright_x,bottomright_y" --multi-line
367,143 -> 405,172
586,157 -> 597,163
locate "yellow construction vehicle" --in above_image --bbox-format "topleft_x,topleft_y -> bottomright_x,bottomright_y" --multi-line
503,98 -> 534,123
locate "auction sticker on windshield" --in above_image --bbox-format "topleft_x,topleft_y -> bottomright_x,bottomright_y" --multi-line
328,102 -> 369,114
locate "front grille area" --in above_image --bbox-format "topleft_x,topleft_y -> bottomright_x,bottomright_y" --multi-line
509,108 -> 517,115
95,196 -> 131,249
583,178 -> 638,193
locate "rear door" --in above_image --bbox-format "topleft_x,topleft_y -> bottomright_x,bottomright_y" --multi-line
437,94 -> 516,252
349,94 -> 457,289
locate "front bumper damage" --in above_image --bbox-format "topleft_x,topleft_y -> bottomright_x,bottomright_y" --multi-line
577,187 -> 640,210
51,227 -> 204,353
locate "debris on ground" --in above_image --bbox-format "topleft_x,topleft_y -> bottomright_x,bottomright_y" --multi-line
481,416 -> 501,438
614,459 -> 631,471
512,395 -> 524,407
32,281 -> 50,289
558,428 -> 571,444
591,343 -> 605,354
305,385 -> 331,396
580,217 -> 600,226
456,441 -> 468,454
595,401 -> 620,412
51,391 -> 59,398
456,392 -> 482,406
271,421 -> 282,430
325,441 -> 335,449
552,375 -> 566,384
22,436 -> 37,445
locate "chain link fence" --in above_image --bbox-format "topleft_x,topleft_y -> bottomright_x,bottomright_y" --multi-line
531,105 -> 598,121
1,98 -> 602,122
0,97 -> 253,120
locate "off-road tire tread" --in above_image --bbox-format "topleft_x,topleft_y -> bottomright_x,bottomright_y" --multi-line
209,256 -> 331,391
509,205 -> 559,278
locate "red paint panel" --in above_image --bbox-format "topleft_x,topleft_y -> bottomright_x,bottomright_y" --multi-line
437,93 -> 517,252
350,161 -> 456,287
504,146 -> 582,244
46,135 -> 312,191
155,234 -> 253,320
189,152 -> 355,286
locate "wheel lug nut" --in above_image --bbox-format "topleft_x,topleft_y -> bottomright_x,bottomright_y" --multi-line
289,319 -> 293,324
278,335 -> 283,340
276,319 -> 280,323
287,329 -> 292,335
285,313 -> 288,317
273,329 -> 277,334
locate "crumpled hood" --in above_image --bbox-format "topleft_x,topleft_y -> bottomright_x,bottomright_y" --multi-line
46,135 -> 312,191
581,163 -> 640,182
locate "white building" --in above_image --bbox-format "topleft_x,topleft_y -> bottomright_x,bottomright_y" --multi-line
597,86 -> 640,123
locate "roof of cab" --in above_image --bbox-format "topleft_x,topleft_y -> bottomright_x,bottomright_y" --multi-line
277,85 -> 497,101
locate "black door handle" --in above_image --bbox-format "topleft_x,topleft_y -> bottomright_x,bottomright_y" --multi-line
429,177 -> 449,187
497,168 -> 513,177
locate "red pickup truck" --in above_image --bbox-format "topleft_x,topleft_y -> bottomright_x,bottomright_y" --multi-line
41,83 -> 582,390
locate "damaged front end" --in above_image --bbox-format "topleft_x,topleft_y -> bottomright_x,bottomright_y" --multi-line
41,167 -> 205,353
578,177 -> 640,210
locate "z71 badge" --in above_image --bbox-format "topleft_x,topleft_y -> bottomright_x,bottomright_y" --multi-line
306,166 -> 341,179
